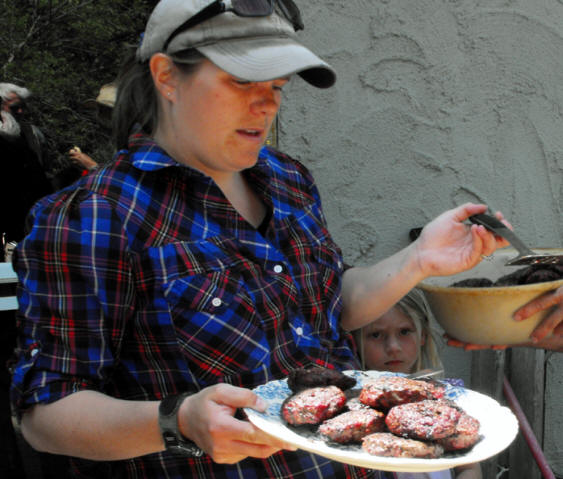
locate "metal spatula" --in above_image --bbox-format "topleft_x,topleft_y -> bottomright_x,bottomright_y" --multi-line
406,368 -> 444,380
468,213 -> 563,266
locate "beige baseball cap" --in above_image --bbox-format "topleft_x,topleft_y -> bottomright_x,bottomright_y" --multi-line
137,0 -> 336,88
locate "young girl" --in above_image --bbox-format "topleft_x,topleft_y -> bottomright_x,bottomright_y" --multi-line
354,288 -> 482,479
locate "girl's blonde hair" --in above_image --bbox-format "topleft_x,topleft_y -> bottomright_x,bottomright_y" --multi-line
355,288 -> 443,372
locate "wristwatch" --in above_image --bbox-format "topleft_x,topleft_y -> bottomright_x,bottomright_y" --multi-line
158,392 -> 204,457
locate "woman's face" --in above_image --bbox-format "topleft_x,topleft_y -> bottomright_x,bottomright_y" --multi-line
161,59 -> 288,180
361,306 -> 424,374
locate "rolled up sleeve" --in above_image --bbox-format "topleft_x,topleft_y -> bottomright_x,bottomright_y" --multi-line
10,188 -> 136,416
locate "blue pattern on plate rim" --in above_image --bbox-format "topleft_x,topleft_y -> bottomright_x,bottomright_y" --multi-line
252,370 -> 466,420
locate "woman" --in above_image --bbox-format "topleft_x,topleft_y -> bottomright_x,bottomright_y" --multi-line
11,1 -> 507,478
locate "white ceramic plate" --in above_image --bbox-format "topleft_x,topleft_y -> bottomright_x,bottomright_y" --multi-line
244,370 -> 519,473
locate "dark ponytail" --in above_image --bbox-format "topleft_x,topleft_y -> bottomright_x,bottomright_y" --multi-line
112,49 -> 157,150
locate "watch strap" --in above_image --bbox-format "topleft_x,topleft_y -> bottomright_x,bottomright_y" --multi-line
158,393 -> 204,457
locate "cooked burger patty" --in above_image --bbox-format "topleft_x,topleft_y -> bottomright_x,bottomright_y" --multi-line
318,409 -> 386,443
281,386 -> 347,426
359,376 -> 445,409
362,432 -> 444,458
385,399 -> 461,440
438,412 -> 481,451
287,366 -> 357,393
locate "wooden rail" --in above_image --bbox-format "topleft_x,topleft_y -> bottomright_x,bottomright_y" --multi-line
502,375 -> 555,479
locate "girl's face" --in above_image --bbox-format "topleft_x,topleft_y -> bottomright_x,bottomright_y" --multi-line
361,306 -> 424,374
159,59 -> 288,181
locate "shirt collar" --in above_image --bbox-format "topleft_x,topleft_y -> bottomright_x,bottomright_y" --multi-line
126,129 -> 179,172
125,128 -> 271,176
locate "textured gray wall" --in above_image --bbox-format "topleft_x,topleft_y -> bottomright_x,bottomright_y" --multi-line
281,0 -> 563,263
278,0 -> 563,472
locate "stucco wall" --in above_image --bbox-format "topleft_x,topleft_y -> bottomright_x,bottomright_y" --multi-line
278,0 -> 563,474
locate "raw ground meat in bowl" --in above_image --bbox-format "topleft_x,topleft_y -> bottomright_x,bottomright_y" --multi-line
419,247 -> 563,345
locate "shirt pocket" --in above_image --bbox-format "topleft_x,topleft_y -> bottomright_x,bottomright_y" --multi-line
162,269 -> 270,384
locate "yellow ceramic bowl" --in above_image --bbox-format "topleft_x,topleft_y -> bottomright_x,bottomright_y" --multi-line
418,248 -> 563,345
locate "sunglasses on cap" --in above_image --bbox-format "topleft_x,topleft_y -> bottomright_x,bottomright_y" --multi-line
163,0 -> 304,52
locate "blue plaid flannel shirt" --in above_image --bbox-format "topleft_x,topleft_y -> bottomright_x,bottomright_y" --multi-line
11,130 -> 387,478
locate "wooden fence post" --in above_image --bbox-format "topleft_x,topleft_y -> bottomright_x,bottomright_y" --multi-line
471,349 -> 506,479
507,348 -> 545,479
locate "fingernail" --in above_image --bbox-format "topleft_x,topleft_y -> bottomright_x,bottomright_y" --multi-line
255,397 -> 267,411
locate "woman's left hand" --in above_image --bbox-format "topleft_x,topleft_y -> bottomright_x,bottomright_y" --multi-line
413,203 -> 509,278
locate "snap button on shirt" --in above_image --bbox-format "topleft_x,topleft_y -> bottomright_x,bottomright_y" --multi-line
211,297 -> 222,307
273,264 -> 283,273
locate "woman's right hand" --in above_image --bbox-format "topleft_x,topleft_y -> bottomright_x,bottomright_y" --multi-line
412,203 -> 509,278
179,384 -> 296,464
